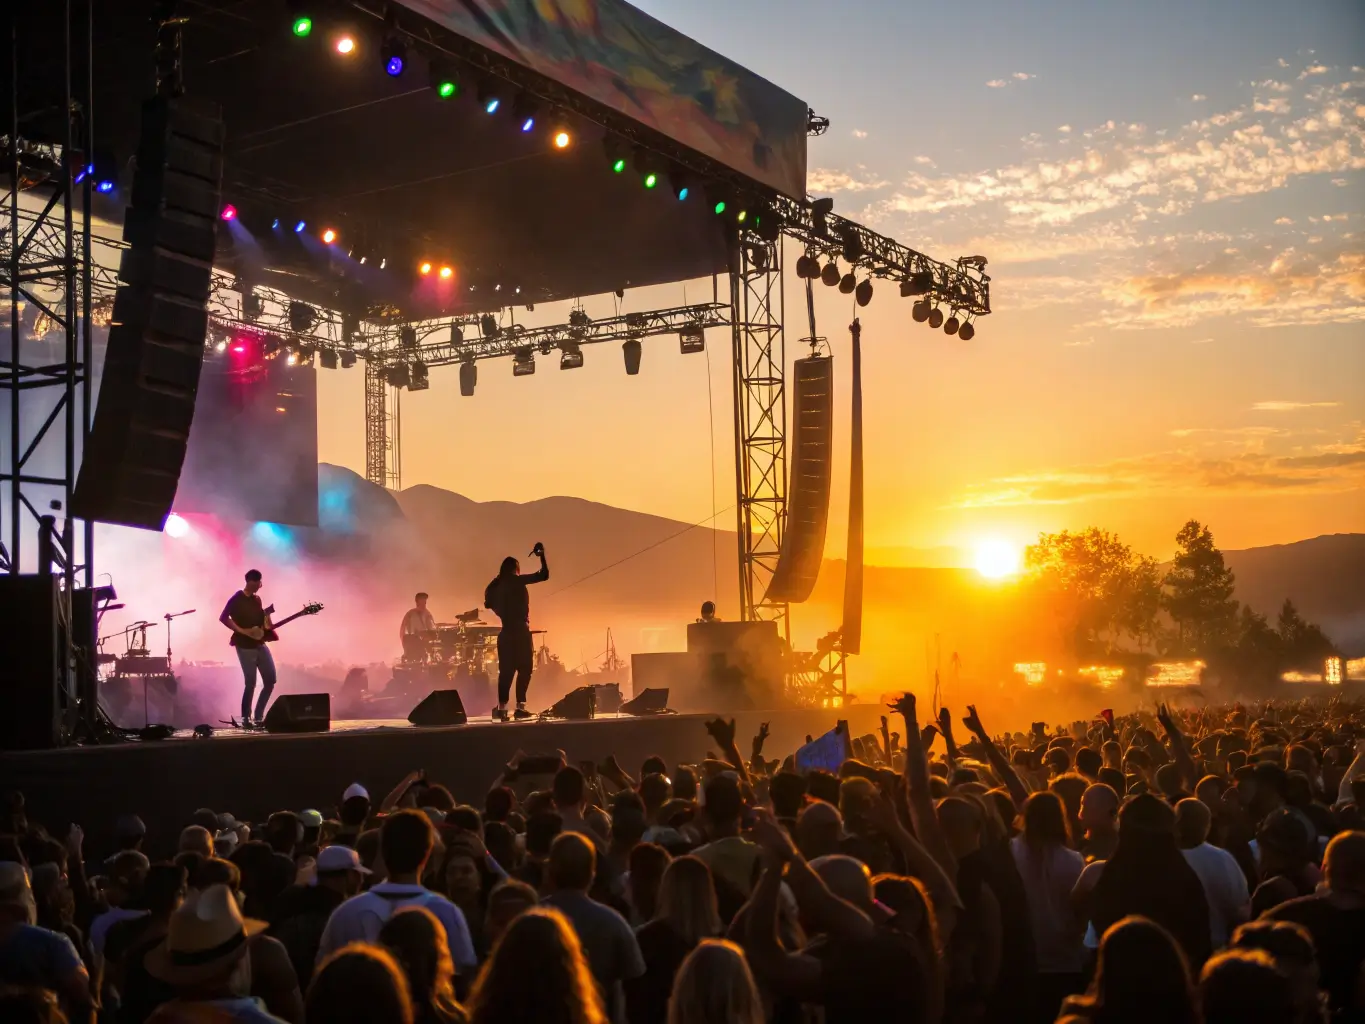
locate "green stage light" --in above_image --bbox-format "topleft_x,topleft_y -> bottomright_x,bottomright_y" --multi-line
713,200 -> 727,215
292,16 -> 312,37
644,172 -> 658,189
438,80 -> 456,98
612,158 -> 626,173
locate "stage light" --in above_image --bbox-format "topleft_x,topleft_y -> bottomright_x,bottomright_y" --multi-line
292,16 -> 312,37
286,352 -> 298,365
794,254 -> 814,278
340,349 -> 357,368
671,175 -> 690,201
379,258 -> 386,269
855,279 -> 873,307
382,38 -> 406,77
220,204 -> 237,222
943,315 -> 960,336
320,349 -> 338,369
419,262 -> 432,275
512,349 -> 536,376
820,262 -> 841,287
679,326 -> 705,354
736,209 -> 748,223
288,301 -> 318,333
439,265 -> 453,279
480,313 -> 499,339
512,95 -> 538,132
450,324 -> 464,345
214,339 -> 227,352
231,342 -> 246,354
900,270 -> 933,296
622,338 -> 642,375
459,360 -> 477,395
322,228 -> 337,244
96,180 -> 115,193
838,272 -> 856,294
409,360 -> 430,391
262,335 -> 282,356
294,220 -> 306,233
164,513 -> 190,539
560,346 -> 584,370
713,200 -> 726,214
400,326 -> 418,350
613,158 -> 627,173
553,130 -> 571,149
643,172 -> 658,189
911,300 -> 931,323
335,34 -> 355,55
271,218 -> 280,230
928,307 -> 944,330
430,59 -> 458,98
478,81 -> 503,114
959,321 -> 975,341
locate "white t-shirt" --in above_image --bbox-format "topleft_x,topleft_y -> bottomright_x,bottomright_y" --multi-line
1010,836 -> 1086,973
317,882 -> 476,969
1182,842 -> 1250,947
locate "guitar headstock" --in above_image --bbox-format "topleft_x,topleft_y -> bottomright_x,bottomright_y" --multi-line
263,604 -> 277,615
302,602 -> 324,615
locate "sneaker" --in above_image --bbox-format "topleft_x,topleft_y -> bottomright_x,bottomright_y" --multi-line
492,707 -> 509,722
513,707 -> 534,721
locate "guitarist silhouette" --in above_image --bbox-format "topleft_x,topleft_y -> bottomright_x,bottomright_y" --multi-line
220,569 -> 323,726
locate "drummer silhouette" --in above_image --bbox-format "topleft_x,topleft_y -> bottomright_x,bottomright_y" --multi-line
399,592 -> 436,662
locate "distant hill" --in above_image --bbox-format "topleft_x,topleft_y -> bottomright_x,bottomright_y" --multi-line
1222,534 -> 1365,652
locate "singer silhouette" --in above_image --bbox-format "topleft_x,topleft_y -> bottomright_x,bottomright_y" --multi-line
484,542 -> 549,721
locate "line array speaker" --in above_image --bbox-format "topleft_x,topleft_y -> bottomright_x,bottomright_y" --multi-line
72,96 -> 224,530
766,355 -> 834,603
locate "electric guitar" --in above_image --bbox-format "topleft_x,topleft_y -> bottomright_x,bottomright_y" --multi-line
259,602 -> 324,642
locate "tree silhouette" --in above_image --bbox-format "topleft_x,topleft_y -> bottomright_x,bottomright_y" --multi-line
1276,598 -> 1336,667
1162,520 -> 1238,655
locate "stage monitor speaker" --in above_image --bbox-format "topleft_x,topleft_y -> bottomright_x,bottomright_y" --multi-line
765,355 -> 833,603
72,95 -> 224,530
621,687 -> 671,716
263,693 -> 330,734
548,685 -> 596,721
408,689 -> 468,727
592,683 -> 622,713
0,575 -> 64,750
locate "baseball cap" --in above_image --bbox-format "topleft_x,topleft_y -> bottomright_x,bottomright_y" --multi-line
313,845 -> 371,883
115,814 -> 147,840
299,809 -> 323,829
213,829 -> 240,856
343,783 -> 370,803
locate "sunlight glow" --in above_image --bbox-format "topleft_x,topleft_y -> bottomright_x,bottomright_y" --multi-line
975,539 -> 1021,579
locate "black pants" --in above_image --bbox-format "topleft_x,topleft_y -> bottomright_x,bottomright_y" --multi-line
497,628 -> 534,706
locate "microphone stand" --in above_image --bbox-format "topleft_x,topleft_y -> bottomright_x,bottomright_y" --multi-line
163,610 -> 196,725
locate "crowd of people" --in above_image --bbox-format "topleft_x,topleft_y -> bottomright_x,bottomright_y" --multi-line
1,693 -> 1363,1023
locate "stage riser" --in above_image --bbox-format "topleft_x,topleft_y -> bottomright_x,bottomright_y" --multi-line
2,708 -> 881,861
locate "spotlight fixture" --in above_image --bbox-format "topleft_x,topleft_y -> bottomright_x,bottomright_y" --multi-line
262,335 -> 282,356
568,308 -> 591,329
381,37 -> 406,77
409,360 -> 430,391
679,326 -> 705,354
294,220 -> 306,233
220,204 -> 237,222
553,130 -> 571,149
96,179 -> 115,193
439,265 -> 453,279
927,307 -> 944,330
838,272 -> 856,294
459,360 -> 477,395
288,301 -> 318,333
286,352 -> 298,366
512,349 -> 536,376
429,59 -> 458,98
450,324 -> 464,345
272,218 -> 280,229
560,345 -> 584,370
958,321 -> 975,341
855,279 -> 874,307
943,315 -> 960,336
603,135 -> 629,173
512,95 -> 538,132
387,363 -> 410,389
480,313 -> 499,339
340,350 -> 358,368
322,228 -> 337,244
670,172 -> 691,201
747,244 -> 769,272
400,326 -> 418,350
901,270 -> 934,296
838,224 -> 864,262
291,16 -> 312,37
320,349 -> 339,369
419,261 -> 432,275
753,204 -> 783,243
794,254 -> 818,279
214,338 -> 227,353
643,172 -> 658,189
911,300 -> 932,323
622,338 -> 643,376
244,291 -> 264,321
713,199 -> 727,215
820,262 -> 842,287
478,80 -> 503,114
335,34 -> 356,55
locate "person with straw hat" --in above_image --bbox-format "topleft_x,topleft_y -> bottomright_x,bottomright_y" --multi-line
144,884 -> 284,1022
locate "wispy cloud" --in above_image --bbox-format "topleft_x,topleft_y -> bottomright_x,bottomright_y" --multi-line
806,166 -> 890,194
1013,72 -> 1036,82
987,72 -> 1036,89
1299,63 -> 1330,79
986,79 -> 1008,89
1191,94 -> 1207,102
1252,400 -> 1342,412
851,129 -> 868,139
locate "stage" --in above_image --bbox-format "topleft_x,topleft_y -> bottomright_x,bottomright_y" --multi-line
1,705 -> 883,857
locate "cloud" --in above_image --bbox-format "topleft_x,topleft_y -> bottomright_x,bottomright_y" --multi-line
953,430 -> 1365,508
1058,125 -> 1072,133
1252,400 -> 1342,412
1299,64 -> 1329,79
1013,72 -> 1036,81
913,155 -> 936,166
806,167 -> 890,193
851,129 -> 868,139
1191,94 -> 1207,102
1332,178 -> 1348,186
1274,217 -> 1294,225
986,79 -> 1008,89
1254,97 -> 1292,114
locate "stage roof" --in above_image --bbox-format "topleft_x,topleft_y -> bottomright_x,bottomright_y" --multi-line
19,0 -> 809,320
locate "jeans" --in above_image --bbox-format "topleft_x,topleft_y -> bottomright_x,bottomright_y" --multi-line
497,629 -> 534,706
236,644 -> 277,720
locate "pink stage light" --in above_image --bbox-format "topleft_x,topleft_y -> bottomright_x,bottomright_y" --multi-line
221,204 -> 237,221
232,344 -> 246,353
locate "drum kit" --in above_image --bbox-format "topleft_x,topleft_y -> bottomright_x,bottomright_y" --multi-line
389,609 -> 543,704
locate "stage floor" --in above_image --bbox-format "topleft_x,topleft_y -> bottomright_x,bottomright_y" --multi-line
3,706 -> 883,857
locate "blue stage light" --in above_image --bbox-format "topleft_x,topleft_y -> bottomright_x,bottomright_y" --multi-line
385,55 -> 403,76
272,218 -> 281,229
294,220 -> 306,233
96,180 -> 115,193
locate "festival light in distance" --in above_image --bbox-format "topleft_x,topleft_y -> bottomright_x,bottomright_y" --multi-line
164,513 -> 190,539
231,343 -> 246,353
553,130 -> 571,149
294,220 -> 306,233
612,158 -> 626,173
286,352 -> 298,365
322,228 -> 337,244
975,539 -> 1021,579
335,35 -> 355,55
439,266 -> 453,279
643,172 -> 658,189
214,339 -> 227,352
419,261 -> 432,275
291,16 -> 312,37
220,204 -> 237,221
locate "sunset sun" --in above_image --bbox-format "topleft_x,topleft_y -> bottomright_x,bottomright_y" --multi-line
975,539 -> 1021,580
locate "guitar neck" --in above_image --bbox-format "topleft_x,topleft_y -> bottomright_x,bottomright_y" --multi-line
271,610 -> 308,630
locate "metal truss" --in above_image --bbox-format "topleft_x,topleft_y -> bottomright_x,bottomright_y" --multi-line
729,240 -> 788,638
2,19 -> 95,593
364,360 -> 402,490
776,199 -> 992,318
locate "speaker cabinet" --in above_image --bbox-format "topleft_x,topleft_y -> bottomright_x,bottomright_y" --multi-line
262,693 -> 330,734
407,690 -> 468,727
